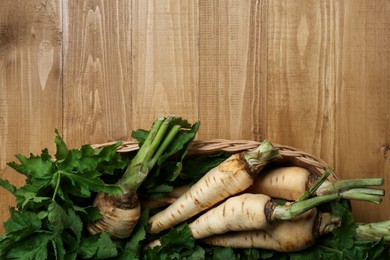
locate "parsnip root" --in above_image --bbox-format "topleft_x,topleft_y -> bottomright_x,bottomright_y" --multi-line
201,210 -> 341,252
87,192 -> 141,239
148,141 -> 280,234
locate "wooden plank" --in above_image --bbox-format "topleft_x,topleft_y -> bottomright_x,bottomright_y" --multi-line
198,0 -> 267,140
0,0 -> 62,233
266,0 -> 336,167
335,0 -> 390,222
131,0 -> 199,130
62,0 -> 133,147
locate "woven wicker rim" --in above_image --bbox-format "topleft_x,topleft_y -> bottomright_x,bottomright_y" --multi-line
92,139 -> 337,181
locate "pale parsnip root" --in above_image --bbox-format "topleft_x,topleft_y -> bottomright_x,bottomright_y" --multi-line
247,166 -> 384,202
148,141 -> 280,234
189,193 -> 271,239
199,183 -> 383,239
146,186 -> 383,249
201,210 -> 341,252
246,166 -> 313,201
87,192 -> 141,239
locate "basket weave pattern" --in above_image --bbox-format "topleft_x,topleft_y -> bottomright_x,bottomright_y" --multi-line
92,139 -> 337,181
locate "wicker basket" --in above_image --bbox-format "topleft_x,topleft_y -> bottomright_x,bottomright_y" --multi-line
92,139 -> 338,182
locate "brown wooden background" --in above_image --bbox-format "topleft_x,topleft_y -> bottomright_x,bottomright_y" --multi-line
1,0 -> 389,234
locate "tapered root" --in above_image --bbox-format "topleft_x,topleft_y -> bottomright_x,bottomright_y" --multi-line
201,210 -> 341,252
149,154 -> 254,234
189,193 -> 272,239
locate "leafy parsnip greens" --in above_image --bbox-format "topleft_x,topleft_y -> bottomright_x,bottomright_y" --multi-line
137,199 -> 389,259
0,130 -> 127,259
1,127 -> 389,259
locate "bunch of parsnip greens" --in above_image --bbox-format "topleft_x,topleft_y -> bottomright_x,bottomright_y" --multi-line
0,116 -> 389,259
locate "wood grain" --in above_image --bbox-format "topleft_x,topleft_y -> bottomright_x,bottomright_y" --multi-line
266,0 -> 336,167
0,0 -> 62,233
131,0 -> 199,130
198,0 -> 267,140
335,0 -> 390,222
62,0 -> 133,147
1,0 -> 389,234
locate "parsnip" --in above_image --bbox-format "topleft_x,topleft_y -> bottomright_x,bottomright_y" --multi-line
188,190 -> 382,240
147,187 -> 383,249
247,166 -> 384,201
148,140 -> 281,234
189,193 -> 271,239
201,210 -> 340,252
246,166 -> 313,201
87,192 -> 141,238
88,116 -> 197,238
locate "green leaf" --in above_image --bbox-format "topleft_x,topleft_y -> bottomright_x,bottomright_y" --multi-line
66,208 -> 83,244
21,192 -> 50,208
57,148 -> 82,172
84,206 -> 103,222
10,151 -> 54,180
79,235 -> 99,259
61,170 -> 123,197
48,201 -> 70,233
79,232 -> 118,259
95,232 -> 119,259
131,129 -> 149,146
121,209 -> 150,259
160,161 -> 183,182
14,179 -> 52,209
146,184 -> 174,197
159,223 -> 195,252
161,121 -> 200,162
184,246 -> 205,260
331,210 -> 356,250
0,178 -> 16,195
55,129 -> 69,161
363,239 -> 387,259
94,142 -> 126,172
0,235 -> 13,258
3,209 -> 41,235
58,143 -> 125,174
52,233 -> 66,260
212,247 -> 237,260
5,232 -> 52,260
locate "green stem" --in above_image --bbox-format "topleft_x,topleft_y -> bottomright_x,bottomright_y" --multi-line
356,220 -> 390,243
340,188 -> 383,204
146,125 -> 181,170
272,188 -> 384,221
143,118 -> 172,163
118,117 -> 167,192
317,178 -> 384,196
118,116 -> 186,193
52,171 -> 61,201
296,168 -> 332,202
128,117 -> 165,169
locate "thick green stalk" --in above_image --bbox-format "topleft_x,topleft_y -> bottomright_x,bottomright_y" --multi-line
317,178 -> 384,196
146,124 -> 181,170
271,188 -> 384,221
128,117 -> 165,170
356,220 -> 390,243
118,116 -> 180,193
142,117 -> 172,163
339,188 -> 383,204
